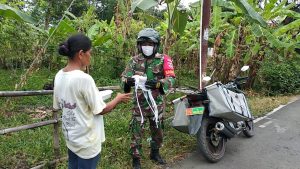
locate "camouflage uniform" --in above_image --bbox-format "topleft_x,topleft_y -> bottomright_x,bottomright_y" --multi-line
121,53 -> 175,159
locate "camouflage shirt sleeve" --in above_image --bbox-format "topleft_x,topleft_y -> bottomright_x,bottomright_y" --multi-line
121,58 -> 135,89
160,76 -> 175,95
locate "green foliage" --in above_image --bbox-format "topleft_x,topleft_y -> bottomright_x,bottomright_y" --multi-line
208,0 -> 300,84
1,0 -> 299,88
256,57 -> 300,95
87,16 -> 144,79
225,29 -> 237,58
0,68 -> 56,112
0,123 -> 66,168
0,5 -> 134,78
0,18 -> 47,69
274,19 -> 300,36
49,19 -> 76,36
29,0 -> 112,28
132,0 -> 194,35
171,5 -> 188,34
0,4 -> 36,24
131,0 -> 158,12
230,0 -> 267,27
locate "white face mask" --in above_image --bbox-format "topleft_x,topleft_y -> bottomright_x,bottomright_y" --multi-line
141,46 -> 154,56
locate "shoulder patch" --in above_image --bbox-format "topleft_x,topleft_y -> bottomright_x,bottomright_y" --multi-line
163,54 -> 176,77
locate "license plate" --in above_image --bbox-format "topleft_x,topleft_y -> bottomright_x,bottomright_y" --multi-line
186,107 -> 204,116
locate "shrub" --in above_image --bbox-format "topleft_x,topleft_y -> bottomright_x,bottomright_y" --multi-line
256,57 -> 300,95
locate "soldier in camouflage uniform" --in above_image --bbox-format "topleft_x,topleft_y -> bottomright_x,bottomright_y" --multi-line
121,28 -> 175,169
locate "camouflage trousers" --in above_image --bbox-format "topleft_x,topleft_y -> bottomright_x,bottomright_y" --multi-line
129,115 -> 164,159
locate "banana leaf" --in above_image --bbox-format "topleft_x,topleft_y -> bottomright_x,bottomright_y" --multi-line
0,4 -> 36,24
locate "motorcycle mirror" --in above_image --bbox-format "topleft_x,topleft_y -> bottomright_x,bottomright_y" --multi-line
203,76 -> 211,82
241,65 -> 249,72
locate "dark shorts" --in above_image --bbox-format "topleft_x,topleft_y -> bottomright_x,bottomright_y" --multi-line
68,149 -> 100,169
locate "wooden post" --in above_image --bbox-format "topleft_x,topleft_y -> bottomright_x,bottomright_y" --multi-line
199,0 -> 212,90
53,110 -> 60,164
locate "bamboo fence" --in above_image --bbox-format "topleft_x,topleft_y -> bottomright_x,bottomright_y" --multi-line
0,86 -> 119,168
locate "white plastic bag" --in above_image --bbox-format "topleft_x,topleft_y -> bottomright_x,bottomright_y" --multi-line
172,97 -> 191,134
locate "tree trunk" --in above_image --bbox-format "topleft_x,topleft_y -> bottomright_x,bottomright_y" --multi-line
228,25 -> 243,80
163,28 -> 172,54
44,0 -> 54,30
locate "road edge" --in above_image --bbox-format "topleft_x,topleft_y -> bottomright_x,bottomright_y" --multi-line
253,96 -> 300,123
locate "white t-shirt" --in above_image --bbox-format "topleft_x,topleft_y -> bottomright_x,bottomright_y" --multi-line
53,69 -> 106,159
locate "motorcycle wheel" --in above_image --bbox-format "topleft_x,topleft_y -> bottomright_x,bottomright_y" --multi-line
242,120 -> 254,137
197,117 -> 226,163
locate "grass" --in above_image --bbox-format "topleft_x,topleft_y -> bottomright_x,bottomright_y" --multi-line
246,90 -> 293,118
0,68 -> 296,169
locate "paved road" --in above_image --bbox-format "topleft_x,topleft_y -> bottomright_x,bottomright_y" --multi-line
169,99 -> 300,169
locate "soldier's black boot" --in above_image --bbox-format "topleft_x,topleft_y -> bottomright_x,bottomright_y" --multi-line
132,157 -> 141,169
150,149 -> 167,165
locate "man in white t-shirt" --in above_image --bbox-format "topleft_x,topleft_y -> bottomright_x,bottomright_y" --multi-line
54,34 -> 131,169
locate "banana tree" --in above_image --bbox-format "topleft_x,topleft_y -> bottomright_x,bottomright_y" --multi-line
131,0 -> 189,34
131,0 -> 191,53
210,0 -> 300,87
0,4 -> 36,24
51,10 -> 112,47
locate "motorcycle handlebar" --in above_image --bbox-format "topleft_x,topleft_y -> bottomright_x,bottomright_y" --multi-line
224,77 -> 248,92
235,76 -> 249,82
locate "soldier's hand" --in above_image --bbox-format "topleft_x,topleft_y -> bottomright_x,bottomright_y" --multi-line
124,77 -> 135,93
125,77 -> 135,87
145,80 -> 161,90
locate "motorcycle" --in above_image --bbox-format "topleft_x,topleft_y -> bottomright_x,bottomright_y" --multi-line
172,66 -> 254,162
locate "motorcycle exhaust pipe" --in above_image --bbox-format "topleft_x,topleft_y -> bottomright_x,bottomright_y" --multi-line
215,122 -> 236,138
